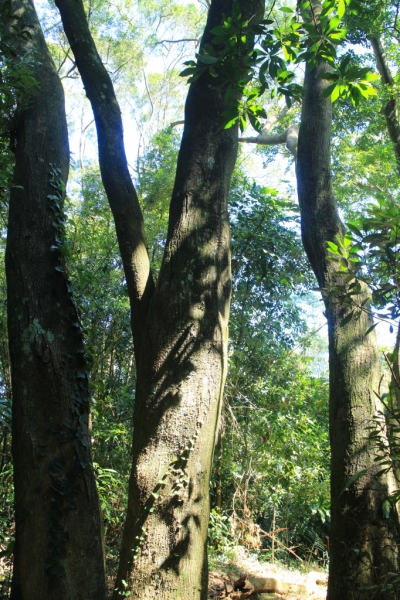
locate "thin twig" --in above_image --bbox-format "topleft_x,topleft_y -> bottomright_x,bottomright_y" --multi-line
259,528 -> 305,563
384,351 -> 400,391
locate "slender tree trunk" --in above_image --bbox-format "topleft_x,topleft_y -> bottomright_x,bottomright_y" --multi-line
369,36 -> 400,175
4,0 -> 106,597
113,1 -> 264,598
54,0 -> 154,363
296,59 -> 400,600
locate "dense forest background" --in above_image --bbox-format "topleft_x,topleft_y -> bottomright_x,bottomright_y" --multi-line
0,0 -> 400,597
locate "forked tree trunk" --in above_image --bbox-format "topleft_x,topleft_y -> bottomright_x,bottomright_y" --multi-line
4,0 -> 106,597
113,1 -> 264,598
296,59 -> 400,600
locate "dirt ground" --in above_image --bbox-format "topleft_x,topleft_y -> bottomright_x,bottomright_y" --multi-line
209,547 -> 327,599
1,545 -> 328,600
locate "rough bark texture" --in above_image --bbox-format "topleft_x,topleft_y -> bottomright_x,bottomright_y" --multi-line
5,0 -> 106,597
296,59 -> 400,600
55,0 -> 153,362
370,36 -> 400,175
113,1 -> 264,598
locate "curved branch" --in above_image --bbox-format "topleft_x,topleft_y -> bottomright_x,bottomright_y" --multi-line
169,119 -> 185,128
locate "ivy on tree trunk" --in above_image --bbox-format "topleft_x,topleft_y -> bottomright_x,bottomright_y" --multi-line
4,0 -> 106,597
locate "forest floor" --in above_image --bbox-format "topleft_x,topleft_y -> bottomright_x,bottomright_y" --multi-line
208,547 -> 327,599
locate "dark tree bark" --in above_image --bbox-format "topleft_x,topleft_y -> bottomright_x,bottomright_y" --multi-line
4,0 -> 106,597
112,1 -> 264,598
296,59 -> 400,600
54,0 -> 154,363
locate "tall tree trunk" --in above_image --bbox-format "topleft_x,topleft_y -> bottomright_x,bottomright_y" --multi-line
4,0 -> 106,597
113,1 -> 264,598
296,59 -> 400,600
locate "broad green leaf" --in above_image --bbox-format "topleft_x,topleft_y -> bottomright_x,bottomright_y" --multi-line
197,54 -> 219,65
224,117 -> 238,129
327,240 -> 339,252
179,67 -> 196,77
328,16 -> 340,30
339,469 -> 368,496
331,85 -> 340,102
322,82 -> 338,98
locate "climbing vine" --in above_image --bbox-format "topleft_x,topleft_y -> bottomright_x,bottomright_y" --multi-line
44,166 -> 92,587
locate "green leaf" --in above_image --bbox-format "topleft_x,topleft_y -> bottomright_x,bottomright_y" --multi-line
338,0 -> 346,18
322,82 -> 338,99
347,222 -> 363,238
197,54 -> 219,65
340,311 -> 354,326
362,72 -> 379,82
347,0 -> 360,14
179,67 -> 196,77
382,499 -> 391,518
339,469 -> 368,496
327,16 -> 340,30
224,117 -> 238,129
327,240 -> 339,252
232,0 -> 241,19
331,85 -> 340,102
364,323 -> 378,337
247,111 -> 262,133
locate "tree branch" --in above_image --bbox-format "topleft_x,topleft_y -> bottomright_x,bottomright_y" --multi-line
170,119 -> 185,128
239,123 -> 298,160
156,37 -> 200,44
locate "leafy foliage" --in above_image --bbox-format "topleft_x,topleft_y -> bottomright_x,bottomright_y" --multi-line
180,0 -> 376,133
325,198 -> 400,326
207,178 -> 330,565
